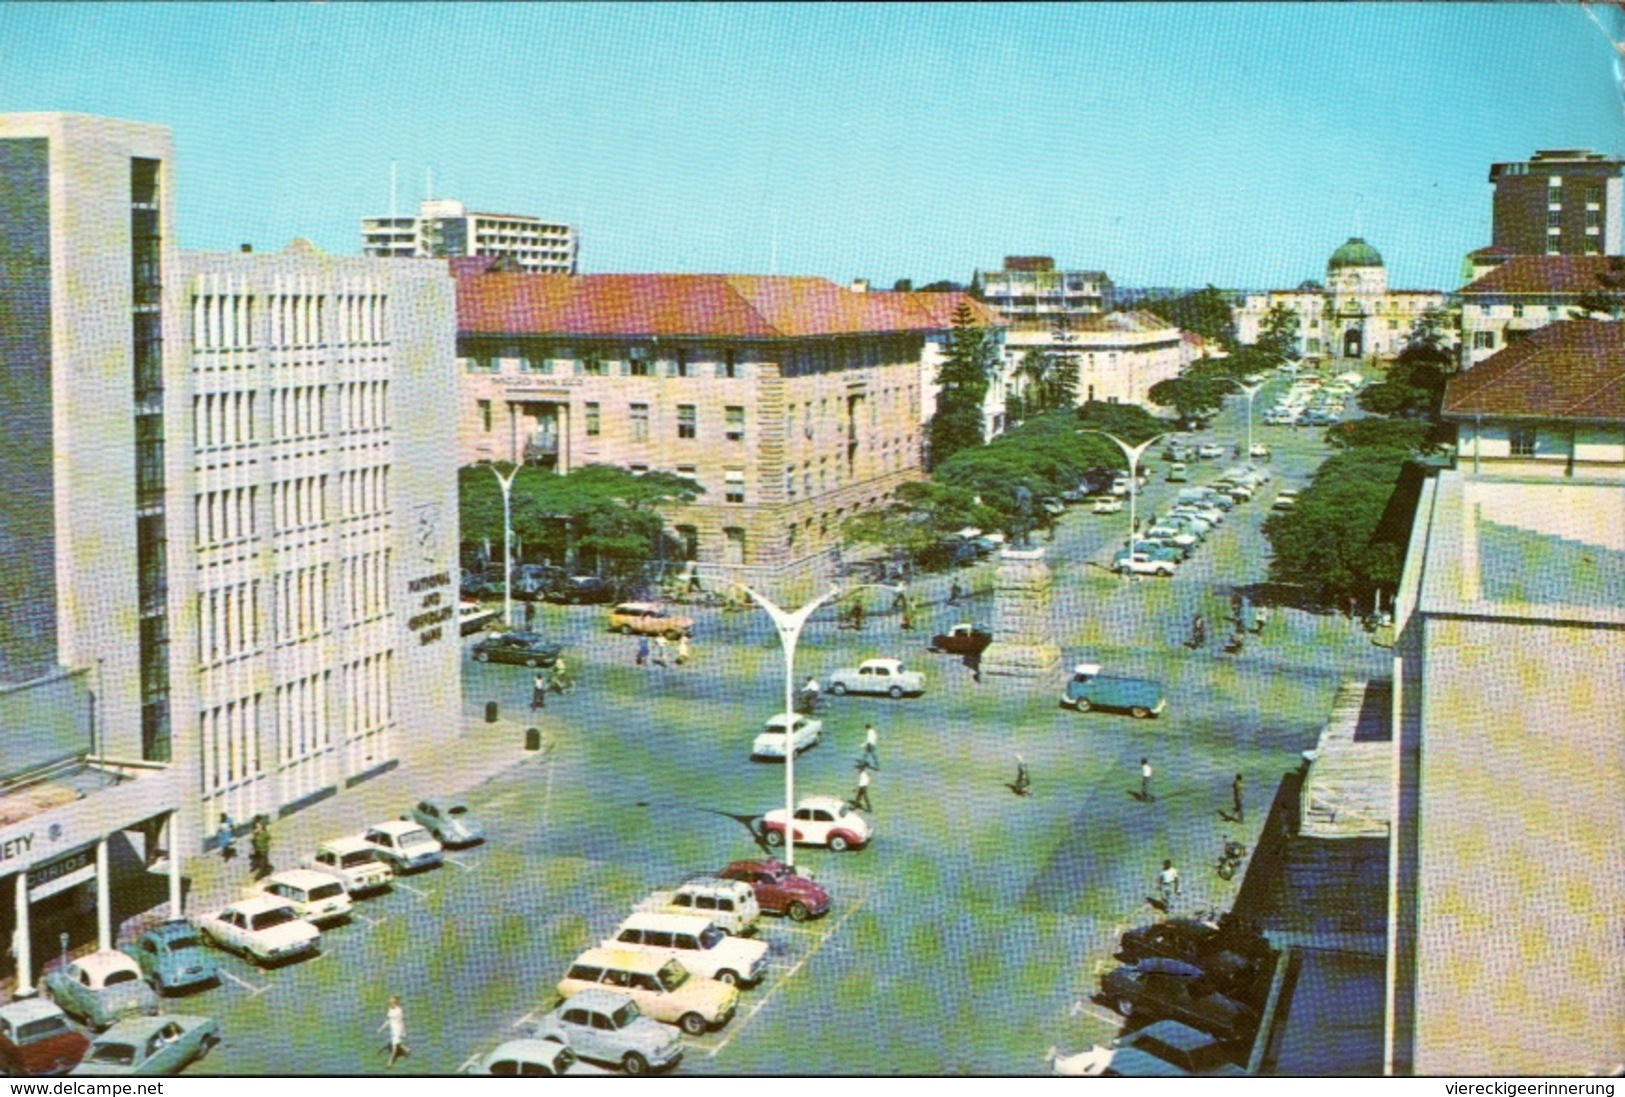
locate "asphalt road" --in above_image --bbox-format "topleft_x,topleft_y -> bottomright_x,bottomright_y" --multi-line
188,386 -> 1392,1075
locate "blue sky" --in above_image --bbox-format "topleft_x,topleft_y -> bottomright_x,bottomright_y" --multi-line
2,3 -> 1620,290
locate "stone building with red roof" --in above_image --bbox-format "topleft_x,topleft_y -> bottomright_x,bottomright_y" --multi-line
454,266 -> 1001,574
1454,254 -> 1624,369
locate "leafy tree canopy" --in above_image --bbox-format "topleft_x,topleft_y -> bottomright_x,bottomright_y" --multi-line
1136,285 -> 1236,346
927,302 -> 1000,467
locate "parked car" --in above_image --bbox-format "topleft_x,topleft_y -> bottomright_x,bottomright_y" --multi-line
1143,526 -> 1199,553
826,657 -> 925,699
761,795 -> 872,852
1039,496 -> 1066,517
362,820 -> 444,873
0,999 -> 89,1076
1053,1020 -> 1247,1077
636,877 -> 761,936
751,712 -> 822,760
1119,542 -> 1183,565
1108,477 -> 1129,497
1100,958 -> 1259,1043
602,912 -> 769,987
251,868 -> 353,926
545,575 -> 615,605
469,631 -> 562,668
303,835 -> 393,896
42,952 -> 159,1031
607,602 -> 693,638
557,949 -> 738,1036
1060,663 -> 1166,718
71,1015 -> 220,1077
1118,917 -> 1270,994
460,571 -> 503,599
122,920 -> 218,995
1114,551 -> 1176,578
1271,489 -> 1299,512
1166,462 -> 1189,482
465,1039 -> 606,1077
1196,443 -> 1225,459
927,622 -> 992,656
1091,496 -> 1124,514
716,859 -> 830,922
404,798 -> 485,847
530,989 -> 684,1075
197,897 -> 320,965
458,602 -> 498,635
1249,443 -> 1271,460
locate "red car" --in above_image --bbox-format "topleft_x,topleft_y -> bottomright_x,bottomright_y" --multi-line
717,859 -> 830,923
0,999 -> 89,1076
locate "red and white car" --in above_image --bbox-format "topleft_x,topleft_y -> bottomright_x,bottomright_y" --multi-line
761,796 -> 871,852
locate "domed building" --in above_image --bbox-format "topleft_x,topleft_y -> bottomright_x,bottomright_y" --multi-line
1234,239 -> 1447,369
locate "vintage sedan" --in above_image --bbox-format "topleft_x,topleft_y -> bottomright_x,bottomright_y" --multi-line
123,920 -> 218,995
1091,496 -> 1124,514
927,623 -> 992,657
761,795 -> 872,852
251,868 -> 353,926
0,999 -> 89,1076
1052,1019 -> 1247,1077
717,859 -> 830,922
531,990 -> 684,1075
361,820 -> 444,873
751,713 -> 822,760
404,798 -> 485,847
71,1015 -> 220,1076
465,1038 -> 607,1077
303,835 -> 393,896
1100,958 -> 1259,1044
42,952 -> 158,1031
197,896 -> 320,965
1118,917 -> 1270,995
826,658 -> 925,699
469,631 -> 562,668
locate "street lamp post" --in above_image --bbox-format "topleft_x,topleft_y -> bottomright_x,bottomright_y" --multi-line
1222,378 -> 1264,464
487,463 -> 521,629
1079,430 -> 1165,556
735,583 -> 842,871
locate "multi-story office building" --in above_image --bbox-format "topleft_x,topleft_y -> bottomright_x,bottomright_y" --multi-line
1000,311 -> 1185,410
1455,254 -> 1620,368
1488,148 -> 1623,257
1233,239 -> 1446,368
1387,320 -> 1625,1074
977,257 -> 1113,319
0,107 -> 461,949
454,266 -> 998,575
362,198 -> 578,274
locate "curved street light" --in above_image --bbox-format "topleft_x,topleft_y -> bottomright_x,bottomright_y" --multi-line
487,463 -> 521,629
1220,378 -> 1265,465
1078,429 -> 1166,554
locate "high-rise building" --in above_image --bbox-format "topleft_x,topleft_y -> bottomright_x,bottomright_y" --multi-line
1488,148 -> 1624,257
362,198 -> 578,274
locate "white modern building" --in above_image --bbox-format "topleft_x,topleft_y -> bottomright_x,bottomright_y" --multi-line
362,198 -> 578,274
977,257 -> 1113,319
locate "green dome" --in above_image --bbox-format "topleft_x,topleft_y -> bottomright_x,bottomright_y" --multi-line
1328,237 -> 1383,269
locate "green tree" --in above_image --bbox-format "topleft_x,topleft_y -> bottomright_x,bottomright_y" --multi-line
1256,303 -> 1301,363
927,301 -> 999,467
967,271 -> 984,301
1149,371 -> 1230,423
891,278 -> 914,293
1356,308 -> 1455,420
1137,285 -> 1235,346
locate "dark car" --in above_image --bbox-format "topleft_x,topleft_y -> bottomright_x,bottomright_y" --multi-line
716,859 -> 830,922
927,623 -> 992,657
0,1000 -> 89,1077
470,631 -> 562,668
1100,958 -> 1259,1044
545,575 -> 614,604
1118,916 -> 1271,998
460,570 -> 503,599
511,563 -> 564,601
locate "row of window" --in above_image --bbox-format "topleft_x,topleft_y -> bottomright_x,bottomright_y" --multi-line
199,580 -> 260,664
195,392 -> 256,449
272,476 -> 328,531
192,292 -> 390,351
573,401 -> 745,442
197,487 -> 258,547
200,691 -> 264,794
465,349 -> 741,379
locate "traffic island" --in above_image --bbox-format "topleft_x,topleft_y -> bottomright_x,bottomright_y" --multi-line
979,547 -> 1062,679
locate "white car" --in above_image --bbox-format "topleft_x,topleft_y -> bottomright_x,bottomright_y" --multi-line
1171,504 -> 1223,527
1115,552 -> 1176,578
1108,477 -> 1129,497
1145,525 -> 1200,551
466,1039 -> 608,1077
362,820 -> 443,873
198,896 -> 320,964
1092,496 -> 1124,514
762,795 -> 872,852
251,868 -> 353,926
303,835 -> 393,895
1249,443 -> 1271,459
751,713 -> 822,760
826,658 -> 925,699
1196,443 -> 1225,459
602,913 -> 770,987
1271,488 -> 1299,512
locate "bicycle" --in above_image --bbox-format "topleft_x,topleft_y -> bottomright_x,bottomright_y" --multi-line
1214,836 -> 1247,880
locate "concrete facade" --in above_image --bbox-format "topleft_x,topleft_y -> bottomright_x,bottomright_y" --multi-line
977,258 -> 1113,319
362,198 -> 578,274
1001,311 -> 1185,410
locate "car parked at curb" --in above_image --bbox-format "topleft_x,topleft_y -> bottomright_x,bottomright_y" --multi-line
197,897 -> 320,965
1117,917 -> 1271,997
404,798 -> 485,847
1100,958 -> 1259,1044
557,949 -> 738,1036
470,631 -> 562,668
122,921 -> 217,995
362,820 -> 444,874
602,912 -> 769,987
751,712 -> 822,760
826,658 -> 925,698
303,836 -> 393,896
1061,663 -> 1166,718
0,999 -> 89,1076
530,990 -> 684,1075
761,795 -> 872,852
42,952 -> 158,1031
70,1015 -> 220,1077
465,1039 -> 607,1077
251,868 -> 353,927
716,859 -> 830,922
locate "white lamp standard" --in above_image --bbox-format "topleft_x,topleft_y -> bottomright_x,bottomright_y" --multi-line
1079,430 -> 1165,555
735,583 -> 843,870
487,463 -> 521,629
1222,378 -> 1265,464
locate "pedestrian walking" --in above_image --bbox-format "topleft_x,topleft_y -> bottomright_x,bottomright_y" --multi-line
1190,612 -> 1206,649
851,601 -> 865,630
948,578 -> 962,607
899,600 -> 914,632
216,813 -> 236,861
523,600 -> 536,630
1156,859 -> 1181,907
379,995 -> 409,1067
653,634 -> 670,668
1140,757 -> 1154,803
850,767 -> 873,812
676,635 -> 690,665
636,635 -> 649,666
859,724 -> 880,771
1231,773 -> 1244,822
890,582 -> 908,613
249,818 -> 272,879
1012,753 -> 1031,797
531,671 -> 547,712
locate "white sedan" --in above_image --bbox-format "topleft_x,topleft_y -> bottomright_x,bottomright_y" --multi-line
751,713 -> 822,760
762,795 -> 872,852
1092,496 -> 1124,514
826,658 -> 925,699
198,896 -> 319,964
251,868 -> 353,926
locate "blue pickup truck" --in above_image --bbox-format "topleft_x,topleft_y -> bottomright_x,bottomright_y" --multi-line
1060,663 -> 1167,719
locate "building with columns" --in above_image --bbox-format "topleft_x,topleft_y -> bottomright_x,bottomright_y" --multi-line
454,265 -> 998,575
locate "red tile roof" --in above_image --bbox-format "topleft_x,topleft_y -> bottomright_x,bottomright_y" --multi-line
455,272 -> 998,338
1442,320 -> 1625,422
1458,255 -> 1619,296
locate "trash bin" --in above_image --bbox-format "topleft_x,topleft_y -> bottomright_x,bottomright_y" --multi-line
485,701 -> 498,724
524,727 -> 542,752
